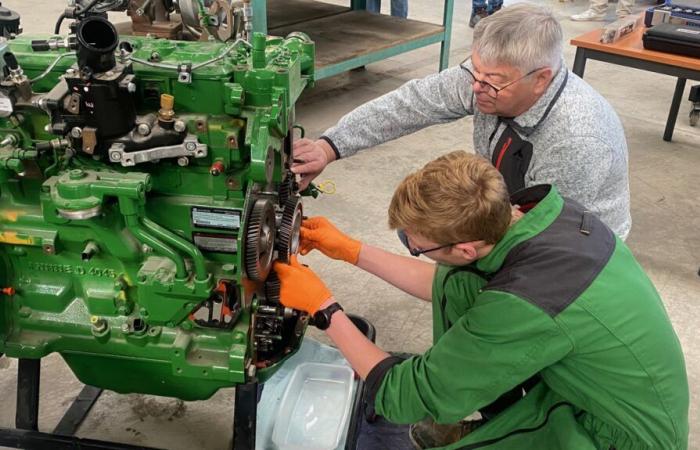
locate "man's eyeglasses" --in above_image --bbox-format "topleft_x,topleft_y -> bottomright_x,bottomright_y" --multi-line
397,230 -> 456,257
459,57 -> 547,99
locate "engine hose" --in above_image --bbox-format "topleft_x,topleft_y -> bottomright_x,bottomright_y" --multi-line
141,217 -> 208,281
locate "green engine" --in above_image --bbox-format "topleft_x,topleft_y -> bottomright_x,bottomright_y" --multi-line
0,15 -> 314,400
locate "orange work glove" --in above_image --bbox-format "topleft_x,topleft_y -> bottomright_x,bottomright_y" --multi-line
299,216 -> 362,265
272,256 -> 333,314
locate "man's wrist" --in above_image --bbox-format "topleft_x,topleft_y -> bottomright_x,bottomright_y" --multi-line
317,138 -> 338,163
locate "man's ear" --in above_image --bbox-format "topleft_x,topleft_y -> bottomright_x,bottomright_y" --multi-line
452,242 -> 481,261
532,68 -> 553,96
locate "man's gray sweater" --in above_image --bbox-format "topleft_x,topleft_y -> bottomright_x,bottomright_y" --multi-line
323,62 -> 631,239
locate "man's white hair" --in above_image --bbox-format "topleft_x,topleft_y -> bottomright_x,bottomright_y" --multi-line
472,3 -> 563,74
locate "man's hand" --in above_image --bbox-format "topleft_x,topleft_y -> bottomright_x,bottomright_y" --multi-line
273,256 -> 333,314
300,216 -> 362,265
292,138 -> 337,190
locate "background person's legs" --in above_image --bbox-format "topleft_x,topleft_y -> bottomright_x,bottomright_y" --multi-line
391,0 -> 408,18
366,0 -> 380,13
571,0 -> 607,21
470,0 -> 489,27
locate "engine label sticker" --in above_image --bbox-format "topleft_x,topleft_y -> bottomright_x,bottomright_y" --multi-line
193,232 -> 238,254
191,207 -> 241,230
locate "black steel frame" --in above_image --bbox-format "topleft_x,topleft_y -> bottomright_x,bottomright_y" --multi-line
572,47 -> 700,142
0,315 -> 375,450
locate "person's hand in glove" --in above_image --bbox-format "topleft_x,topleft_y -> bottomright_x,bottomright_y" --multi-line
300,216 -> 362,264
272,255 -> 334,314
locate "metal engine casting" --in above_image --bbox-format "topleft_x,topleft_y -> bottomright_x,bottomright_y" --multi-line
0,11 -> 315,400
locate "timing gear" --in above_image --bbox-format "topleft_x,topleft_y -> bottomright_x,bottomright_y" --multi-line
278,173 -> 297,207
244,198 -> 276,281
276,195 -> 303,263
264,270 -> 281,304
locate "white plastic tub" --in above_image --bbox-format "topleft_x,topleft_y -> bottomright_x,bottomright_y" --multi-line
271,362 -> 355,450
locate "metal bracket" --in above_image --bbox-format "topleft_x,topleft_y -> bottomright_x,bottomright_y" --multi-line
177,63 -> 193,84
108,134 -> 207,166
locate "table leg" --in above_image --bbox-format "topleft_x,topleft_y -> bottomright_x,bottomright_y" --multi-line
439,0 -> 455,72
664,77 -> 687,142
572,48 -> 587,78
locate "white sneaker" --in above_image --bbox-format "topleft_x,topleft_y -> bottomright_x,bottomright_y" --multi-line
571,9 -> 606,21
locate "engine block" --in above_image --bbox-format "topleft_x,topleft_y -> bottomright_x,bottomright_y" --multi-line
0,15 -> 314,400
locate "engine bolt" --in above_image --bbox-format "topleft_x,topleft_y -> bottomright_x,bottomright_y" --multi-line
174,120 -> 186,133
127,82 -> 136,93
185,141 -> 197,152
121,323 -> 130,334
137,123 -> 151,136
110,151 -> 122,161
177,156 -> 189,167
70,127 -> 82,139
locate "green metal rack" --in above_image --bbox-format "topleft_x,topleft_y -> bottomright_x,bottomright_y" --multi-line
254,0 -> 455,79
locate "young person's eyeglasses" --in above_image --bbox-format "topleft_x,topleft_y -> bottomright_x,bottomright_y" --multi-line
397,230 -> 456,257
458,57 -> 547,99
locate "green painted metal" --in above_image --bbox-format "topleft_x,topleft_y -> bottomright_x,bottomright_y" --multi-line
440,0 -> 455,71
0,30 -> 315,400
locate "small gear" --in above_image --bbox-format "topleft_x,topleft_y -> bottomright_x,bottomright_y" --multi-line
276,196 -> 303,263
244,198 -> 276,281
264,270 -> 281,304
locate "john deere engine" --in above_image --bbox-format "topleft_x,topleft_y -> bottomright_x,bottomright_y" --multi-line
0,11 -> 314,400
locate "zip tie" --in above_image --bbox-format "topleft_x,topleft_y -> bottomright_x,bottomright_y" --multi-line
316,180 -> 336,194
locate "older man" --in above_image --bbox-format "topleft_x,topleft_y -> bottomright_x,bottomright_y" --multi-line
293,4 -> 631,239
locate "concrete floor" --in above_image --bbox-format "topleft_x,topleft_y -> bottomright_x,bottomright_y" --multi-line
0,0 -> 698,449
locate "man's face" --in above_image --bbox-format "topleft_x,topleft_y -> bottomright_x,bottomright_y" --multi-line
469,52 -> 546,117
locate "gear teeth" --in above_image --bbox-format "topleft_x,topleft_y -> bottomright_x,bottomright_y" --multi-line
264,270 -> 281,304
244,198 -> 276,281
278,173 -> 297,207
276,196 -> 302,263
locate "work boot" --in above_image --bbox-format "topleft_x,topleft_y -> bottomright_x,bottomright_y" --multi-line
409,417 -> 484,449
469,7 -> 488,28
570,9 -> 606,21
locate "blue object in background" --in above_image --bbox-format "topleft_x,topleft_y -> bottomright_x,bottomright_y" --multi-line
367,0 -> 409,18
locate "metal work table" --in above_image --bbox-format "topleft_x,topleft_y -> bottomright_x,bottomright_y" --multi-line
258,0 -> 455,79
571,18 -> 700,142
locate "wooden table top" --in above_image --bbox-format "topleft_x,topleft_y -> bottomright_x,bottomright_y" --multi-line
570,17 -> 700,72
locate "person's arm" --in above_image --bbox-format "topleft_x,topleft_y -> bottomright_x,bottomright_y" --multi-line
369,291 -> 573,424
356,243 -> 434,301
272,259 -> 393,380
300,217 -> 434,301
292,66 -> 475,188
324,66 -> 475,158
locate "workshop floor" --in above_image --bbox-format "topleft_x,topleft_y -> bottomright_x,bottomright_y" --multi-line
0,1 -> 697,449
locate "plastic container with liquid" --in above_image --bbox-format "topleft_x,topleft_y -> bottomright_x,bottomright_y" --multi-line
271,362 -> 355,450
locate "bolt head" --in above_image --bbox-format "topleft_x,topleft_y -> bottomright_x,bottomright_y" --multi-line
121,323 -> 130,333
174,120 -> 186,133
177,156 -> 189,167
185,142 -> 197,151
110,151 -> 122,161
127,82 -> 136,93
137,123 -> 151,136
70,127 -> 82,138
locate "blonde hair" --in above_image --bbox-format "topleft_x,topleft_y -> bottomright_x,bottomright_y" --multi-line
388,151 -> 512,244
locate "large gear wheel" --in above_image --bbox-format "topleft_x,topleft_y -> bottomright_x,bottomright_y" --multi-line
276,196 -> 303,263
244,198 -> 276,281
